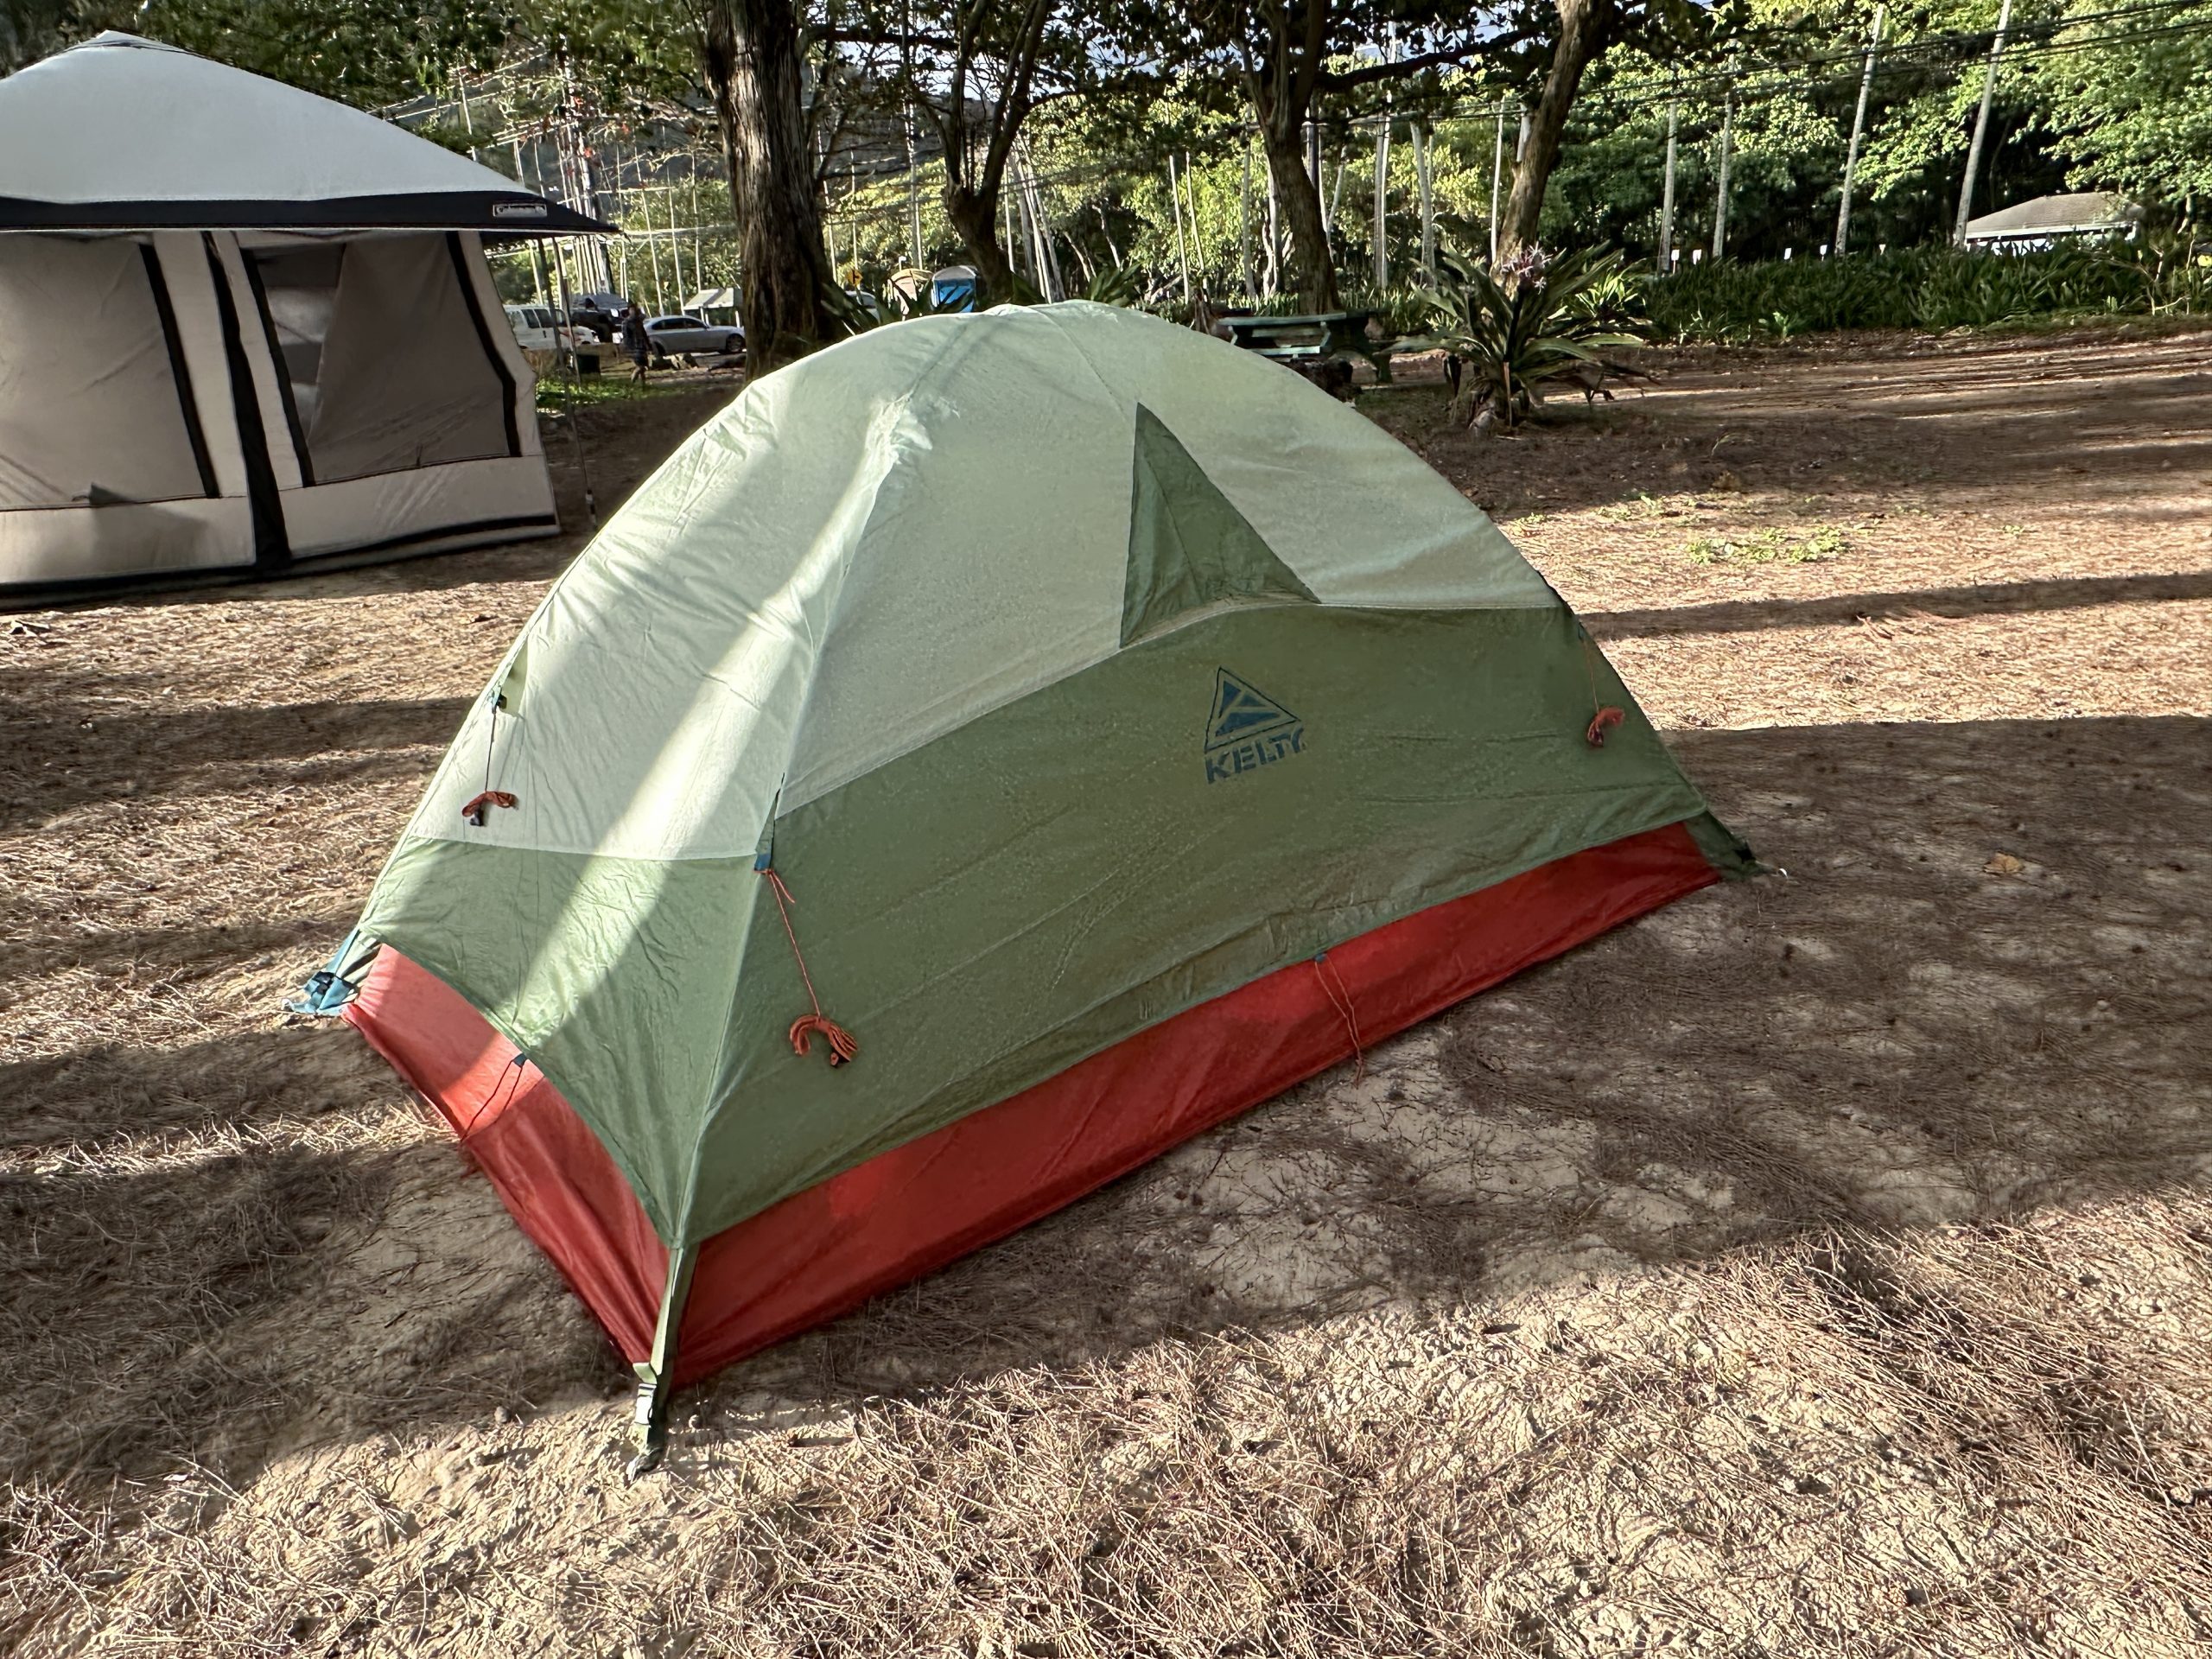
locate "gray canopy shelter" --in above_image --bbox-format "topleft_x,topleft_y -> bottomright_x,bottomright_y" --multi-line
0,34 -> 607,608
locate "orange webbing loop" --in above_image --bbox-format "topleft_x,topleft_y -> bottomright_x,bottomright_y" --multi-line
1579,631 -> 1625,748
461,789 -> 518,826
760,867 -> 857,1068
1312,954 -> 1365,1084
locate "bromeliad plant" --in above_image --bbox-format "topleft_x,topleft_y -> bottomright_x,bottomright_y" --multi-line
1406,245 -> 1648,431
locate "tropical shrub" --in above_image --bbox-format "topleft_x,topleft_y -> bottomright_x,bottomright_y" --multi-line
1647,238 -> 2210,341
1405,245 -> 1648,431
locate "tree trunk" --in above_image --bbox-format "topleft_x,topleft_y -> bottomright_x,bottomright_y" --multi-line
1499,0 -> 1614,261
1257,114 -> 1336,309
701,0 -> 833,377
944,184 -> 1017,301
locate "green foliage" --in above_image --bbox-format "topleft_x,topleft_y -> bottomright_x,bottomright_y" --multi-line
105,0 -> 509,106
1079,264 -> 1140,307
34,0 -> 2208,328
1686,524 -> 1847,563
2025,0 -> 2212,207
534,372 -> 689,413
1406,246 -> 1649,430
1649,238 -> 2212,340
1338,281 -> 1447,338
816,258 -> 1137,338
1568,263 -> 1652,334
1539,0 -> 2212,266
2102,230 -> 2212,315
817,281 -> 974,335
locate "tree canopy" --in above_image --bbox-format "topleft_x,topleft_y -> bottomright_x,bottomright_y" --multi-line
10,0 -> 2202,346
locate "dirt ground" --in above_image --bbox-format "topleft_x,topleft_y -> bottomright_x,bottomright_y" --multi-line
3,327 -> 2209,1657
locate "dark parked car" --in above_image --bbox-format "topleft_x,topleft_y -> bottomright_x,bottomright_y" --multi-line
568,292 -> 627,342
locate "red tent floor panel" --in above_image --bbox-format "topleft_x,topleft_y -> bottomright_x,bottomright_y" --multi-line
344,819 -> 1721,1387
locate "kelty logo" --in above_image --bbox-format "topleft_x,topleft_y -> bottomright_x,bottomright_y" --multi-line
1204,668 -> 1305,784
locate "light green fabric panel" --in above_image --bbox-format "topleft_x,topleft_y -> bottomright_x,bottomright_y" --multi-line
679,601 -> 1736,1244
356,844 -> 762,1243
383,304 -> 1560,868
1121,404 -> 1318,646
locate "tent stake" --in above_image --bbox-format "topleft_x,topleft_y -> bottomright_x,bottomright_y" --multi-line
627,1242 -> 696,1480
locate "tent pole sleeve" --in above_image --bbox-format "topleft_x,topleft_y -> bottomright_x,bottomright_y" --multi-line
626,1241 -> 696,1478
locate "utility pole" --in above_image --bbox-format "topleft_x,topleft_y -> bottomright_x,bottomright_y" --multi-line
457,76 -> 478,166
817,120 -> 835,281
641,160 -> 666,313
691,156 -> 708,302
1414,122 -> 1435,281
1490,97 -> 1508,262
1953,0 -> 2013,245
1264,156 -> 1281,296
607,142 -> 628,295
1014,156 -> 1043,297
562,67 -> 608,291
1239,137 -> 1256,301
903,120 -> 924,269
902,0 -> 924,271
1182,152 -> 1210,289
1166,155 -> 1192,307
1711,91 -> 1734,261
1658,101 -> 1678,275
515,137 -> 548,305
1020,145 -> 1062,301
1372,112 -> 1392,289
1837,4 -> 1885,255
1372,27 -> 1395,290
656,181 -> 676,307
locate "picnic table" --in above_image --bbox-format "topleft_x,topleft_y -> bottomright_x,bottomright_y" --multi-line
1219,310 -> 1397,385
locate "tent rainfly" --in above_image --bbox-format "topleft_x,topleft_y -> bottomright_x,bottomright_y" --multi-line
0,33 -> 607,609
301,302 -> 1758,1471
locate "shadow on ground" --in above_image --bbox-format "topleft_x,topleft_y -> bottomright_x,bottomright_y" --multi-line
4,710 -> 2205,1484
0,677 -> 469,831
1371,331 -> 2212,521
734,710 -> 2211,1407
1586,569 -> 2212,639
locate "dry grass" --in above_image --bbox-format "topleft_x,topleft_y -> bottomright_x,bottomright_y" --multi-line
3,333 -> 2210,1657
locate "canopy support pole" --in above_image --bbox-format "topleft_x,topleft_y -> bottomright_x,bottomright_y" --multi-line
626,1241 -> 696,1480
548,244 -> 597,529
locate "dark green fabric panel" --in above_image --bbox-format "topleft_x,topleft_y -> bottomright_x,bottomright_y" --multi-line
1121,404 -> 1318,646
358,843 -> 763,1243
1687,808 -> 1762,878
684,602 -> 1725,1243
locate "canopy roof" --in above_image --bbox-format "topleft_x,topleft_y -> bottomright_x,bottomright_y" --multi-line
1963,192 -> 2142,243
0,33 -> 606,234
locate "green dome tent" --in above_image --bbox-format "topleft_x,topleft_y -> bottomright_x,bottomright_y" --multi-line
304,301 -> 1754,1468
